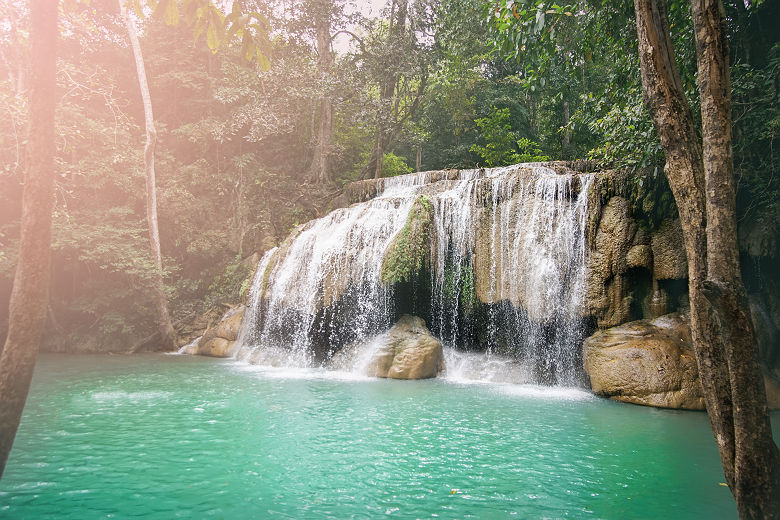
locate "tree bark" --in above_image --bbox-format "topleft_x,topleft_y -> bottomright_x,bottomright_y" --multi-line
367,0 -> 408,180
691,0 -> 779,516
0,0 -> 57,479
120,1 -> 176,350
634,0 -> 779,516
561,100 -> 570,158
311,8 -> 334,184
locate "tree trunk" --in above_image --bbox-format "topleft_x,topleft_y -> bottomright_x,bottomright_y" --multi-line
373,124 -> 385,179
0,0 -> 57,479
366,0 -> 409,180
120,1 -> 176,351
561,100 -> 570,158
691,0 -> 779,516
634,0 -> 779,517
416,144 -> 421,172
311,11 -> 334,184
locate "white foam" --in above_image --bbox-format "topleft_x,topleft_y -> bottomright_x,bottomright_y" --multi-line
229,363 -> 374,383
491,383 -> 595,401
91,391 -> 172,401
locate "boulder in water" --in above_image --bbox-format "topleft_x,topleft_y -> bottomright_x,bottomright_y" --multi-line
189,305 -> 245,358
366,315 -> 444,379
214,306 -> 244,342
584,312 -> 780,410
583,313 -> 705,409
198,337 -> 236,357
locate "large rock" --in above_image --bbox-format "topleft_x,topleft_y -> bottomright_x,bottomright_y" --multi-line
584,196 -> 638,327
583,313 -> 705,409
188,305 -> 245,358
366,315 -> 445,379
650,218 -> 688,280
214,306 -> 244,341
584,312 -> 780,410
198,337 -> 236,357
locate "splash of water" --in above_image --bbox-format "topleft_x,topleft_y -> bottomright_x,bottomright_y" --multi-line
237,164 -> 593,385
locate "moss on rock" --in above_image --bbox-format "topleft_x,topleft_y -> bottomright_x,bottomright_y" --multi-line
380,195 -> 433,285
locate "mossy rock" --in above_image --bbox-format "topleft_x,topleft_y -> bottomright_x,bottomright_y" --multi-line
380,195 -> 433,285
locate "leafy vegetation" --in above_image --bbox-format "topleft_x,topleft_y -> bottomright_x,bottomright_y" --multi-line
0,0 -> 777,351
380,195 -> 433,285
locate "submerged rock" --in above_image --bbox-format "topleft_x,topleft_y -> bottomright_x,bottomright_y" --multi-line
583,313 -> 705,409
366,315 -> 445,380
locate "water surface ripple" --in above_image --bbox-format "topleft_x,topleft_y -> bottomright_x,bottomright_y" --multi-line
0,354 -> 765,519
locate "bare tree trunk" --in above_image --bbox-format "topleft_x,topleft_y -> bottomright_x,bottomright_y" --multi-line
366,0 -> 409,180
691,0 -> 779,516
311,10 -> 334,184
120,1 -> 176,350
561,100 -> 570,158
416,144 -> 421,172
634,0 -> 778,516
373,125 -> 385,179
0,0 -> 57,479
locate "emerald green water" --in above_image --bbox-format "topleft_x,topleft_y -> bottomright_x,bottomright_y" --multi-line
3,354 -> 774,519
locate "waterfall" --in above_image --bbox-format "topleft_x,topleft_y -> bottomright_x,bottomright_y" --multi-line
236,164 -> 593,385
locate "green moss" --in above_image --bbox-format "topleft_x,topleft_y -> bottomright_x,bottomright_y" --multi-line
259,251 -> 277,299
441,261 -> 477,317
594,170 -> 678,232
380,195 -> 434,285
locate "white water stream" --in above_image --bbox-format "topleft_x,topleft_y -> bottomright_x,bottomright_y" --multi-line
236,164 -> 593,385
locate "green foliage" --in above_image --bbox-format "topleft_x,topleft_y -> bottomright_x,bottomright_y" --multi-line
574,89 -> 662,170
1,0 -> 776,353
470,107 -> 548,166
381,152 -> 413,177
470,107 -> 518,166
516,137 -> 550,163
203,256 -> 251,308
149,0 -> 271,68
732,43 -> 780,220
380,196 -> 433,285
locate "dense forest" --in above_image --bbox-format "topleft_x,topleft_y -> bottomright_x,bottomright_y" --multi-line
0,0 -> 777,353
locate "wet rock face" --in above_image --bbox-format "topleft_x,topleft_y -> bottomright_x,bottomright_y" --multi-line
186,306 -> 245,358
583,194 -> 688,328
380,196 -> 433,285
584,312 -> 780,410
366,315 -> 445,380
650,218 -> 688,280
585,196 -> 637,328
583,313 -> 706,410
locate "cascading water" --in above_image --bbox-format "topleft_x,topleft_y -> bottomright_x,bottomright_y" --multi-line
236,164 -> 593,385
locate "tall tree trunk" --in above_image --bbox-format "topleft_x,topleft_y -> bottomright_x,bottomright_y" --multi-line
367,0 -> 408,180
311,11 -> 334,184
691,0 -> 779,516
561,100 -> 570,158
373,125 -> 385,179
0,0 -> 57,479
120,1 -> 176,350
634,0 -> 778,517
